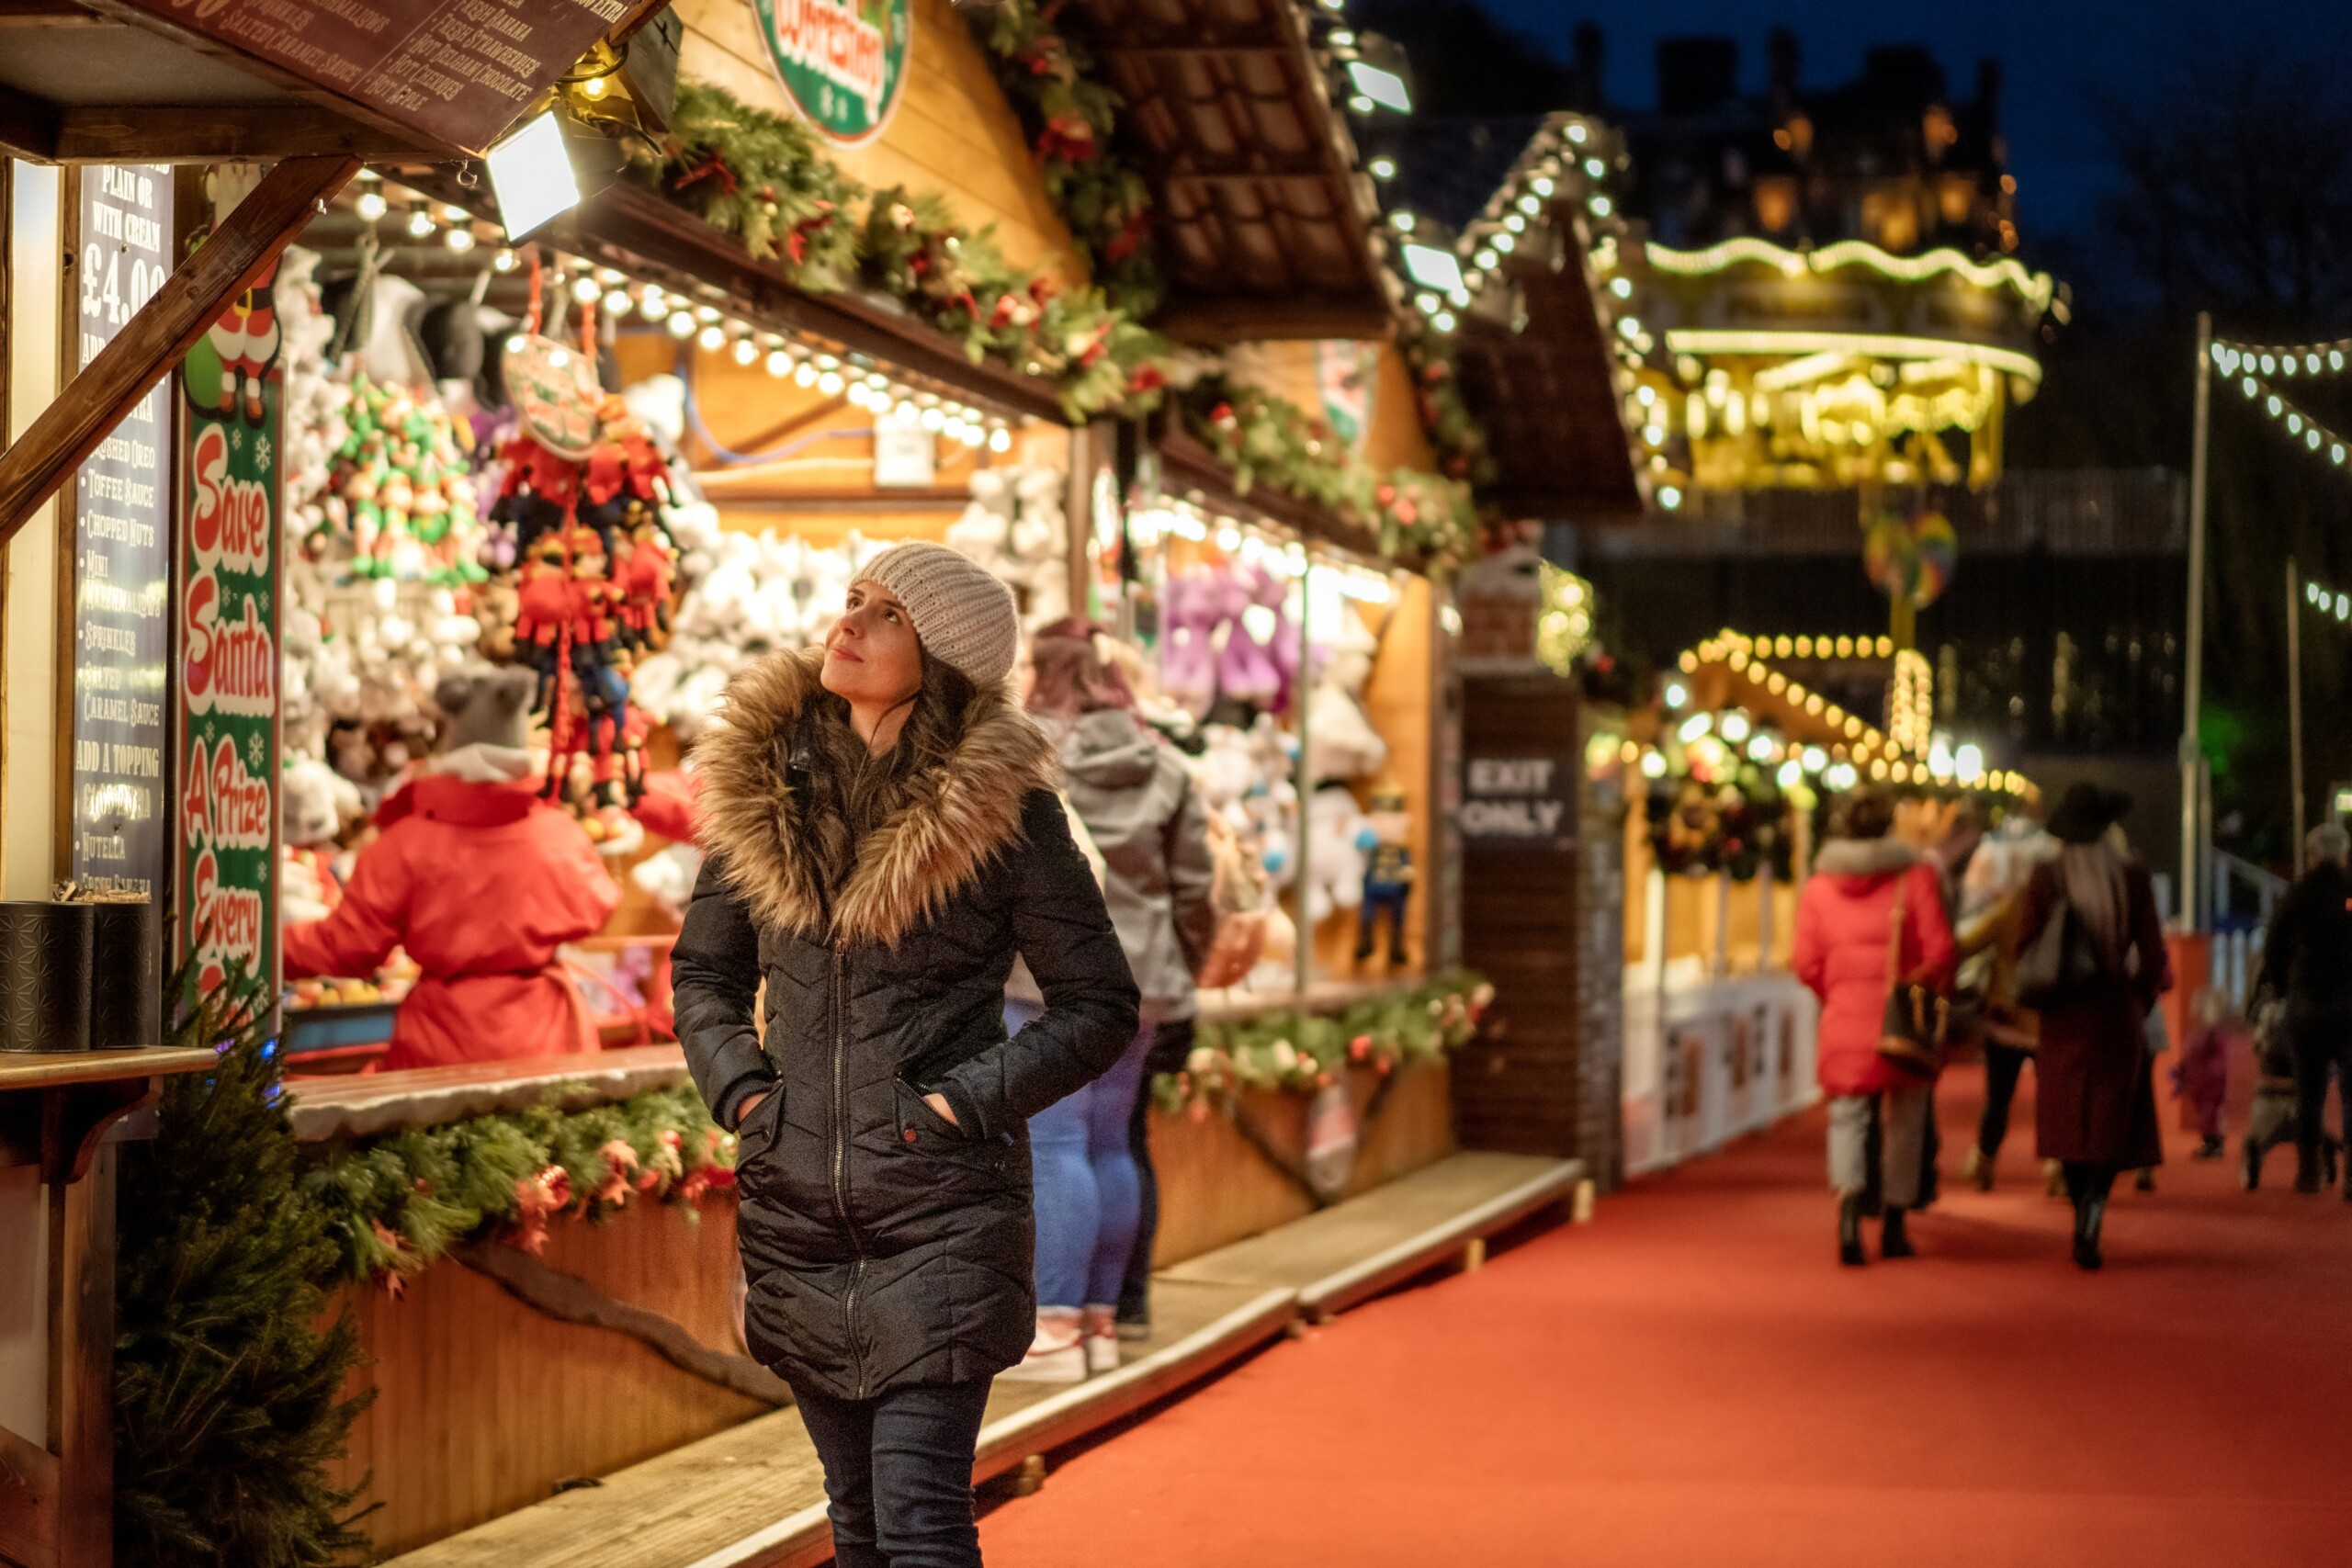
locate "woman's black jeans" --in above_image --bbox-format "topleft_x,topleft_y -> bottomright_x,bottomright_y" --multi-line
789,1378 -> 993,1568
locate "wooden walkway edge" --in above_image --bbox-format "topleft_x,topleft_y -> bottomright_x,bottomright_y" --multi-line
382,1152 -> 1583,1568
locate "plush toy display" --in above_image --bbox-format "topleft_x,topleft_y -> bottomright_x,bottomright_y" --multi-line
945,464 -> 1069,629
1306,604 -> 1387,785
1354,785 -> 1416,968
279,756 -> 362,926
1304,783 -> 1374,928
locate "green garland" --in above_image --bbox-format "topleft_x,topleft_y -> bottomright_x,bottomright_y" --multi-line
967,0 -> 1164,321
1184,375 -> 1481,576
116,970 -> 373,1567
299,1082 -> 738,1286
630,80 -> 1170,423
1155,972 -> 1492,1113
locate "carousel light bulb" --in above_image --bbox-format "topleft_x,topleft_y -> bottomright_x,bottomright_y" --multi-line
1956,743 -> 1984,781
732,336 -> 757,366
988,425 -> 1012,453
355,189 -> 389,222
1216,525 -> 1243,553
1475,248 -> 1498,270
666,309 -> 695,338
871,393 -> 896,418
1678,713 -> 1712,743
1589,195 -> 1613,217
445,226 -> 477,253
1749,734 -> 1776,762
1584,158 -> 1605,178
766,349 -> 792,377
598,268 -> 624,287
1611,276 -> 1634,299
1433,310 -> 1457,332
696,323 -> 724,351
1531,175 -> 1555,197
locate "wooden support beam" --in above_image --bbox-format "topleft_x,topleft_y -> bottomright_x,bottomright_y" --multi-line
55,104 -> 433,164
0,86 -> 59,162
0,152 -> 357,547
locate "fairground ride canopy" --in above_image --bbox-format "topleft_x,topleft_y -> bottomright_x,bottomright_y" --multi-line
1625,238 -> 2062,495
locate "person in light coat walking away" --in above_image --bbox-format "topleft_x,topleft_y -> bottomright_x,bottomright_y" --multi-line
1793,788 -> 1956,1266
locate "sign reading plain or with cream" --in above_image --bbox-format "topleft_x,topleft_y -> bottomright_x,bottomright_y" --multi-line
756,0 -> 911,145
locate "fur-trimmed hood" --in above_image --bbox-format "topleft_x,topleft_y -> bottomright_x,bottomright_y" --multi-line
692,648 -> 1057,948
1813,835 -> 1919,880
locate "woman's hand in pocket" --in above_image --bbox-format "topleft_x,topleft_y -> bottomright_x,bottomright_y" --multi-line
922,1092 -> 958,1128
736,1091 -> 769,1130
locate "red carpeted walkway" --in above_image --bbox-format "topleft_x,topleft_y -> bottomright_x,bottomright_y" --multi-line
980,1066 -> 2352,1568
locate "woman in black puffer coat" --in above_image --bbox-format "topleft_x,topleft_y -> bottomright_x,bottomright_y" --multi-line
672,542 -> 1138,1568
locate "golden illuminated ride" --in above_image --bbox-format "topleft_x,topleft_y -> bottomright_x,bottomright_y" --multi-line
1623,238 -> 2059,497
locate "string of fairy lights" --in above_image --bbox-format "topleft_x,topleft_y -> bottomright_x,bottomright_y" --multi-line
2211,339 -> 2352,476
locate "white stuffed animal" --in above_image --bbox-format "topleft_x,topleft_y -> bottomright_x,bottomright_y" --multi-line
1304,784 -> 1372,926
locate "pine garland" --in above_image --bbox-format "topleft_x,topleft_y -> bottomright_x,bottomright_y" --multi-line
115,970 -> 374,1568
967,0 -> 1164,320
1184,375 -> 1481,576
300,1082 -> 739,1287
1155,973 -> 1492,1114
639,79 -> 862,285
629,81 -> 1171,423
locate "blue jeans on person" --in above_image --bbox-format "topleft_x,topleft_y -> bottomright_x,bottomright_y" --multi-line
787,1376 -> 993,1568
1006,999 -> 1155,1309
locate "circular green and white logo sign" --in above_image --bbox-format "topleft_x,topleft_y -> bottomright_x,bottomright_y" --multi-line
755,0 -> 913,147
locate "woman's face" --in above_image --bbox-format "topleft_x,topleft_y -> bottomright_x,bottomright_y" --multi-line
821,581 -> 924,708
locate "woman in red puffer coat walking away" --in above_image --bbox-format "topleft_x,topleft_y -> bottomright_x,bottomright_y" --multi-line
1792,788 -> 1954,1266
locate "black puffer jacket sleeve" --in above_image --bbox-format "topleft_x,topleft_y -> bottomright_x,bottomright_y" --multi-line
935,789 -> 1140,1139
670,852 -> 775,1130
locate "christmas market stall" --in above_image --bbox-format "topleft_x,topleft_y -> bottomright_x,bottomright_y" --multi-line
1604,628 -> 2037,1174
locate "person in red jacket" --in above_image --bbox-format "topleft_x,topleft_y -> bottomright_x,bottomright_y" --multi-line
284,668 -> 621,1069
1792,787 -> 1955,1266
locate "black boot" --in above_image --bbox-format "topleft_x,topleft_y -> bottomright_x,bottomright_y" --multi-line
1838,1194 -> 1865,1267
2294,1147 -> 2323,1193
1880,1205 -> 1916,1259
2073,1196 -> 2106,1271
2242,1138 -> 2262,1191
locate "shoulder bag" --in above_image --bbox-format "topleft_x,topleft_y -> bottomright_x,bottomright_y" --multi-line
1878,878 -> 1948,1077
2013,889 -> 2101,1010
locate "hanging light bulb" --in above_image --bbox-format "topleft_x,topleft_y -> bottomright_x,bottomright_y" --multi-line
794,363 -> 819,388
818,370 -> 845,395
666,310 -> 695,339
920,406 -> 945,432
987,425 -> 1012,453
406,204 -> 436,239
492,246 -> 517,273
571,274 -> 601,304
355,188 -> 389,223
445,226 -> 477,253
732,336 -> 757,367
696,323 -> 725,351
846,382 -> 875,410
765,349 -> 792,377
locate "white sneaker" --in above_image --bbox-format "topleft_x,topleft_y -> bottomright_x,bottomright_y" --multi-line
1080,1304 -> 1120,1374
1000,1314 -> 1085,1382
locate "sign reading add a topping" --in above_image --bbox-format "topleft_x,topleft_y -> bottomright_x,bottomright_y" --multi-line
1460,756 -> 1576,849
755,0 -> 912,146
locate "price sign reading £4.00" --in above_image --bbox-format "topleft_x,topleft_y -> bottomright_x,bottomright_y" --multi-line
73,164 -> 173,900
175,260 -> 283,997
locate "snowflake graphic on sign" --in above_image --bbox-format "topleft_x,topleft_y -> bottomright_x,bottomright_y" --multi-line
754,0 -> 912,146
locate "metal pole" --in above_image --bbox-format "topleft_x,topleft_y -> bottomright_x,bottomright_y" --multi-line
2180,310 -> 2212,929
2290,555 -> 2306,876
1294,557 -> 1313,997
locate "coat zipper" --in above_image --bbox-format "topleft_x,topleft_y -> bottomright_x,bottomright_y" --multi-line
831,942 -> 871,1397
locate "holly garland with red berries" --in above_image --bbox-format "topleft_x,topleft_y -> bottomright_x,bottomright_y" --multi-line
1154,973 -> 1492,1114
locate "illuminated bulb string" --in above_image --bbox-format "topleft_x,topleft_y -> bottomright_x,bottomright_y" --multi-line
2213,338 -> 2352,378
2302,576 -> 2352,626
2232,375 -> 2352,473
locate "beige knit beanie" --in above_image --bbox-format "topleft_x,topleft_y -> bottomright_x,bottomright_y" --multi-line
856,541 -> 1022,688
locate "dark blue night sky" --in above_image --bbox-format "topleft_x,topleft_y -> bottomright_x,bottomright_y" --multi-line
1468,1 -> 2352,241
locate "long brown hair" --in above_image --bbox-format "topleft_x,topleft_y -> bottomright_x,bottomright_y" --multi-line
793,650 -> 979,905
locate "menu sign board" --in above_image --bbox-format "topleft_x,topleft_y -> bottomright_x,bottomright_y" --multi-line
175,261 -> 283,996
72,164 -> 174,898
112,0 -> 640,153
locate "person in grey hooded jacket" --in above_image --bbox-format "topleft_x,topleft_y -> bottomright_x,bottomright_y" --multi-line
1000,618 -> 1215,1379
